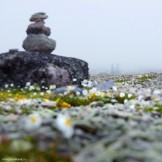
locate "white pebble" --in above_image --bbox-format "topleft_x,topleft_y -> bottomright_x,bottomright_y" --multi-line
120,92 -> 125,98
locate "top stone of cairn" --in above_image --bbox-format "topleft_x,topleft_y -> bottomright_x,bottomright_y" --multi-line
30,12 -> 48,22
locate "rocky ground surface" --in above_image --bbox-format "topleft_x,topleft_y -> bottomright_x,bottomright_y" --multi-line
0,72 -> 162,162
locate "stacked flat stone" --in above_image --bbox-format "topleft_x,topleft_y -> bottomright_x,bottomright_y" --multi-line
22,12 -> 56,54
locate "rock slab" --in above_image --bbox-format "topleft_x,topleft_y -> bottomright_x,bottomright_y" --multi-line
0,51 -> 89,87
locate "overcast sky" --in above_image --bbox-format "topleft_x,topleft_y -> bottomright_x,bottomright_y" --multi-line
0,0 -> 162,74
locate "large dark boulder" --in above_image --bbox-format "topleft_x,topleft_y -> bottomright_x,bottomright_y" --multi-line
0,51 -> 89,87
28,64 -> 70,86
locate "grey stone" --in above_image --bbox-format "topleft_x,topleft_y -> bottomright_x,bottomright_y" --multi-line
52,85 -> 83,95
95,80 -> 114,91
90,101 -> 105,107
9,49 -> 19,53
27,22 -> 51,36
30,12 -> 48,22
23,34 -> 56,54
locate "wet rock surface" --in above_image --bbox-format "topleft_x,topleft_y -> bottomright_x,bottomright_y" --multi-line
0,51 -> 89,87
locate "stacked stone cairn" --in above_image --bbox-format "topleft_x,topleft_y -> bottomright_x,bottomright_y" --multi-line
0,12 -> 89,87
23,12 -> 56,54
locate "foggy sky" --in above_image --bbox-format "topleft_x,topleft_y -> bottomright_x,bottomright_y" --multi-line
1,0 -> 162,74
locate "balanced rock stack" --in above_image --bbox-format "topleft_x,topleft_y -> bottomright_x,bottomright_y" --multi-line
0,12 -> 89,87
23,12 -> 56,54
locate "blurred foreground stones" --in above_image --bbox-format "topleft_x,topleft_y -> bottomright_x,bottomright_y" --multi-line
0,73 -> 162,162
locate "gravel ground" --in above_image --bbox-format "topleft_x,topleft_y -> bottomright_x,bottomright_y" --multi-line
1,72 -> 162,162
